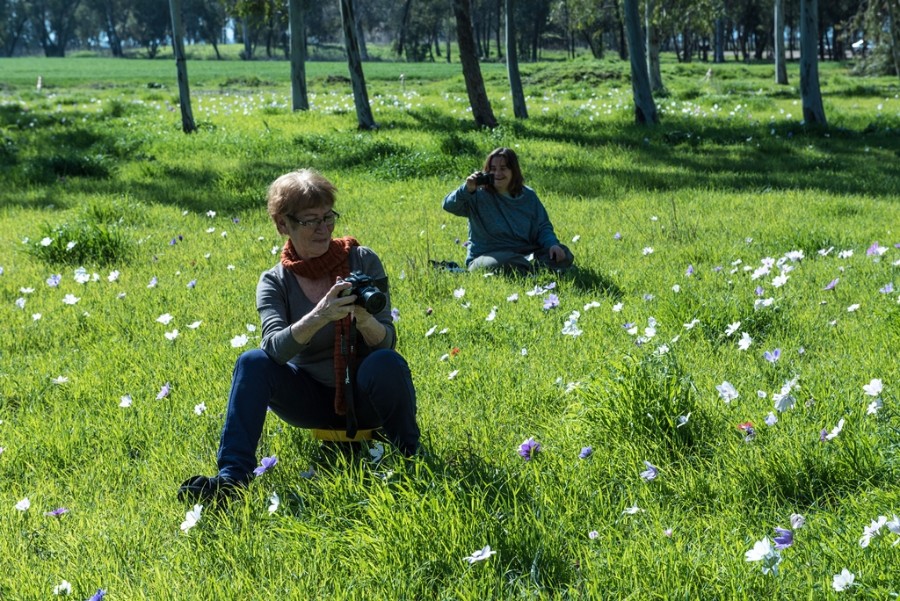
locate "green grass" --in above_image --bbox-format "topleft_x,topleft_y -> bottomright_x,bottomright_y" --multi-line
1,52 -> 899,599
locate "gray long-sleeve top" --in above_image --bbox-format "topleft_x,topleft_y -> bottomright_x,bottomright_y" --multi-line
442,184 -> 561,265
256,245 -> 395,387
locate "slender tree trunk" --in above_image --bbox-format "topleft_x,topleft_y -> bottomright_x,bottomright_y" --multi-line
241,17 -> 252,59
355,4 -> 368,60
616,1 -> 627,60
645,0 -> 663,92
714,17 -> 725,62
506,0 -> 527,118
339,0 -> 376,129
887,0 -> 900,79
168,0 -> 196,133
495,0 -> 503,58
396,0 -> 412,57
289,0 -> 308,111
623,0 -> 658,124
775,0 -> 789,84
799,0 -> 827,126
453,0 -> 498,128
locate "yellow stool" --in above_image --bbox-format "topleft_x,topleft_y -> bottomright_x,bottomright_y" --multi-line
312,428 -> 375,442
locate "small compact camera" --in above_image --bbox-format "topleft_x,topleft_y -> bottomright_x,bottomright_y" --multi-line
340,271 -> 387,314
474,171 -> 494,186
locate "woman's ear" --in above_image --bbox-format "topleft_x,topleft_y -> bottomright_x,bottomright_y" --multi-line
274,217 -> 289,236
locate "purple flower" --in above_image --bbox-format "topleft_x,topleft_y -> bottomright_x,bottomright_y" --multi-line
169,238 -> 177,246
390,308 -> 400,322
148,276 -> 158,288
755,286 -> 764,296
518,437 -> 541,460
156,382 -> 170,400
773,527 -> 793,550
613,232 -> 622,240
880,282 -> 894,294
579,446 -> 593,459
819,428 -> 828,442
824,278 -> 839,291
45,507 -> 69,517
622,322 -> 635,330
232,217 -> 240,224
543,294 -> 559,310
46,274 -> 61,287
763,348 -> 781,363
640,461 -> 659,481
685,264 -> 694,277
253,455 -> 278,476
88,590 -> 107,601
713,266 -> 723,272
187,279 -> 197,289
866,241 -> 881,256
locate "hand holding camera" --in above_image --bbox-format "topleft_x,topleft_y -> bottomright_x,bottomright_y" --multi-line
465,170 -> 494,193
338,271 -> 387,315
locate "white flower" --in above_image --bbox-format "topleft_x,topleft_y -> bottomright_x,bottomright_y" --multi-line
230,334 -> 249,348
15,297 -> 25,309
572,235 -> 580,242
32,313 -> 42,321
66,241 -> 77,251
583,301 -> 601,311
52,376 -> 69,385
453,288 -> 465,299
107,270 -> 120,282
824,418 -> 845,441
642,247 -> 654,256
838,249 -> 853,259
683,319 -> 700,330
119,394 -> 132,408
867,399 -> 882,415
744,537 -> 782,575
40,237 -> 53,246
790,513 -> 805,529
188,321 -> 202,329
725,321 -> 741,336
245,324 -> 257,332
771,273 -> 789,288
53,580 -> 72,595
655,344 -> 669,356
485,307 -> 497,321
368,441 -> 385,463
507,293 -> 519,302
737,332 -> 752,350
193,402 -> 206,415
439,353 -> 449,361
672,284 -> 681,293
448,370 -> 459,380
859,515 -> 887,548
716,381 -> 739,403
832,568 -> 855,592
754,297 -> 774,310
15,497 -> 31,511
165,329 -> 179,341
886,515 -> 900,536
622,505 -> 642,515
612,302 -> 623,312
846,304 -> 860,312
206,210 -> 216,217
180,504 -> 203,532
862,378 -> 882,397
156,313 -> 174,325
62,294 -> 80,305
425,325 -> 437,337
268,491 -> 280,514
464,545 -> 497,564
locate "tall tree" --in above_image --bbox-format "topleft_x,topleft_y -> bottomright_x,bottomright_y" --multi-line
774,0 -> 788,84
506,0 -> 527,118
799,0 -> 826,126
645,0 -> 663,92
623,0 -> 658,124
289,0 -> 308,110
453,0 -> 497,128
339,0 -> 376,129
168,0 -> 196,133
1,0 -> 31,57
31,0 -> 83,56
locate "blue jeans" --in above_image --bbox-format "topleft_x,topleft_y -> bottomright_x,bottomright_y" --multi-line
216,348 -> 421,480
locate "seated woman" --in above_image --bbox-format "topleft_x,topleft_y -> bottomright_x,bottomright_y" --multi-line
442,147 -> 574,274
179,169 -> 421,502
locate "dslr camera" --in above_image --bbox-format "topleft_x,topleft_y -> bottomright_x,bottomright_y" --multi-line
474,171 -> 494,186
340,271 -> 387,314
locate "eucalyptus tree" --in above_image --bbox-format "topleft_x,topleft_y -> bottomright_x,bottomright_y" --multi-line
130,0 -> 170,57
288,0 -> 308,110
30,0 -> 83,56
168,0 -> 196,133
452,0 -> 497,127
85,0 -> 129,57
339,0 -> 376,129
506,0 -> 527,118
774,0 -> 788,84
183,0 -> 228,59
645,0 -> 663,92
799,0 -> 826,125
1,0 -> 32,56
623,0 -> 658,124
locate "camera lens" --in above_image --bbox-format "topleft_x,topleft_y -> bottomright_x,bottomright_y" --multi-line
358,288 -> 386,314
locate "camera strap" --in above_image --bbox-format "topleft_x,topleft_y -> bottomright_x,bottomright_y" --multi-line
342,316 -> 359,439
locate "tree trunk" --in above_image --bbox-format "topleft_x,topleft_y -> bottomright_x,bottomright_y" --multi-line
495,0 -> 503,59
168,0 -> 196,133
396,0 -> 412,57
774,0 -> 789,84
616,1 -> 627,60
289,0 -> 309,111
355,4 -> 369,60
623,0 -> 658,124
241,18 -> 253,59
645,0 -> 663,92
505,0 -> 527,118
714,18 -> 725,62
799,0 -> 827,126
453,0 -> 498,128
339,0 -> 376,129
887,0 -> 900,79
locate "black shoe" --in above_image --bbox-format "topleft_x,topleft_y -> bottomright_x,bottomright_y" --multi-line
177,474 -> 245,502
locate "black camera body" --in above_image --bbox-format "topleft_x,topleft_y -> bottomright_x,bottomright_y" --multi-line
474,171 -> 494,186
341,271 -> 387,314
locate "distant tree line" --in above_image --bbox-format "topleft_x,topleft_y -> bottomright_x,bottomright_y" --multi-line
1,0 -> 896,76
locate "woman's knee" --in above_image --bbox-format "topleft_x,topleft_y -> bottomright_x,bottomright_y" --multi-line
233,348 -> 278,379
358,349 -> 409,381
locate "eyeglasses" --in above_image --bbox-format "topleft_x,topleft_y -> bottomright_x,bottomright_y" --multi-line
284,211 -> 340,229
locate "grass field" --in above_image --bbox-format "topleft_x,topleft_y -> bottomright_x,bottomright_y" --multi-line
1,51 -> 899,599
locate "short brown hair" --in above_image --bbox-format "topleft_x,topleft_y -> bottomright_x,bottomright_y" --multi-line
483,147 -> 525,197
266,169 -> 336,220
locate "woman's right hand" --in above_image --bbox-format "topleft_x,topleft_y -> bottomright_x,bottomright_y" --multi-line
312,279 -> 357,323
465,172 -> 481,193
